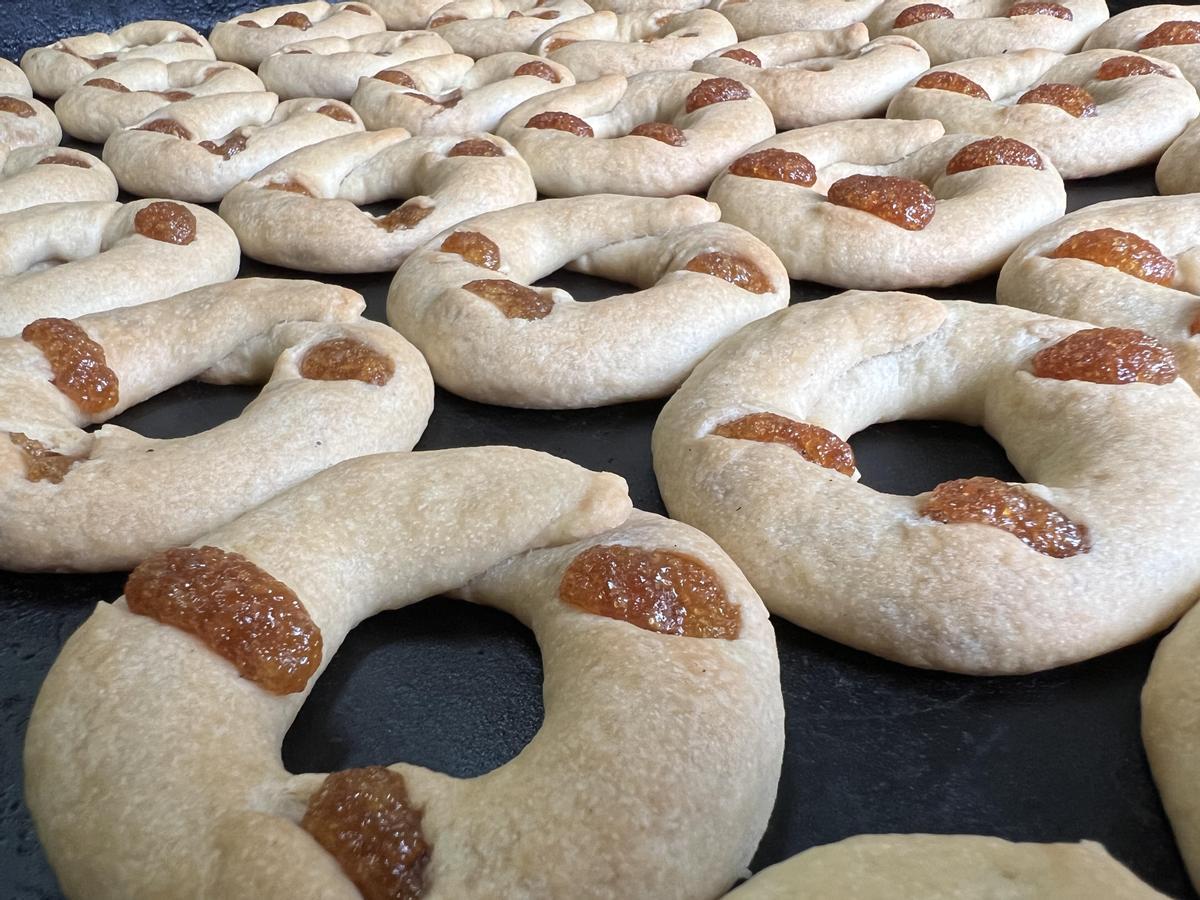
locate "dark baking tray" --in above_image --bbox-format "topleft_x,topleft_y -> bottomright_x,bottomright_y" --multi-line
2,5 -> 1194,897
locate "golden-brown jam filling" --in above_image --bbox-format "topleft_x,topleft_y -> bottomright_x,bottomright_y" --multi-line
684,251 -> 774,294
826,175 -> 936,230
1007,1 -> 1072,18
0,97 -> 35,118
1016,83 -> 1097,117
275,10 -> 313,28
895,3 -> 953,27
946,136 -> 1044,174
429,13 -> 465,27
728,148 -> 816,185
237,19 -> 263,27
317,103 -> 356,122
713,412 -> 855,476
920,477 -> 1089,558
266,178 -> 314,196
560,544 -> 740,639
447,138 -> 502,157
1140,20 -> 1200,49
463,279 -> 553,319
8,432 -> 81,483
720,48 -> 762,66
83,77 -> 130,91
156,89 -> 194,102
514,60 -> 560,82
1032,327 -> 1178,385
914,70 -> 990,99
685,77 -> 751,113
125,545 -> 322,694
22,318 -> 119,414
299,337 -> 395,385
36,153 -> 90,168
441,231 -> 501,269
136,117 -> 194,139
1048,228 -> 1176,285
525,110 -> 593,136
345,3 -> 374,13
198,132 -> 248,160
301,766 -> 428,900
629,121 -> 686,145
375,202 -> 434,232
543,36 -> 576,53
374,68 -> 417,86
1096,55 -> 1168,80
134,201 -> 197,245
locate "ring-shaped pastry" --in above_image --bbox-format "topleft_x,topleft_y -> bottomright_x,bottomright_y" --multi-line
0,146 -> 117,215
0,60 -> 61,151
0,279 -> 432,572
496,70 -> 775,196
358,0 -> 450,29
220,128 -> 536,273
25,449 -> 786,900
427,0 -> 595,58
387,194 -> 789,407
997,195 -> 1200,391
866,0 -> 1109,65
0,199 -> 240,336
54,59 -> 264,144
532,9 -> 738,80
102,93 -> 363,203
886,47 -> 1200,179
653,290 -> 1200,674
590,0 -> 707,11
258,31 -> 453,100
711,0 -> 884,40
728,835 -> 1165,897
693,25 -> 930,128
209,2 -> 386,69
351,51 -> 574,134
1158,118 -> 1200,195
708,118 -> 1066,289
1084,4 -> 1200,90
19,20 -> 213,99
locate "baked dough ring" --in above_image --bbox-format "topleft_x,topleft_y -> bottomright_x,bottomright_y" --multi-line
693,25 -> 930,129
428,0 -> 596,58
711,0 -> 884,40
726,835 -> 1166,898
102,93 -> 363,203
0,279 -> 432,572
54,59 -> 264,143
0,62 -> 61,151
1144,591 -> 1200,894
258,31 -> 453,100
19,21 -> 214,99
387,194 -> 788,407
708,118 -> 1065,289
996,195 -> 1200,390
209,2 -> 386,69
496,70 -> 775,196
0,146 -> 117,215
1084,5 -> 1200,90
220,128 -> 535,273
590,0 -> 708,11
532,9 -> 739,80
866,0 -> 1109,65
351,51 -> 575,134
653,290 -> 1200,674
25,450 -> 786,900
886,48 -> 1200,179
0,199 -> 240,336
358,0 -> 450,29
1158,118 -> 1200,195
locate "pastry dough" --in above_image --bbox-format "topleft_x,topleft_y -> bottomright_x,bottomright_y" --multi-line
496,70 -> 775,196
0,199 -> 240,335
25,451 -> 786,900
1084,5 -> 1200,90
0,57 -> 31,96
1158,117 -> 1200,195
258,30 -> 453,100
359,0 -> 451,29
1143,593 -> 1200,894
209,2 -> 386,69
387,194 -> 788,407
886,48 -> 1200,179
351,51 -> 574,133
532,9 -> 738,80
220,128 -> 535,273
693,26 -> 930,129
653,291 -> 1200,674
997,195 -> 1200,391
428,0 -> 596,58
0,279 -> 433,572
0,146 -> 117,215
0,61 -> 61,151
867,0 -> 1109,65
54,59 -> 264,144
102,93 -> 363,203
711,0 -> 884,40
727,835 -> 1166,898
19,20 -> 214,99
708,118 -> 1065,289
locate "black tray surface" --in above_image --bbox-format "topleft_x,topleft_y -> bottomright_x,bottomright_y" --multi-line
2,5 -> 1195,898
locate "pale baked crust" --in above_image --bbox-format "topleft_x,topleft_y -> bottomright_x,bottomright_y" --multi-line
209,2 -> 387,69
0,93 -> 62,151
1158,118 -> 1200,195
358,0 -> 452,29
428,0 -> 596,58
0,146 -> 118,215
712,0 -> 884,40
1084,4 -> 1200,90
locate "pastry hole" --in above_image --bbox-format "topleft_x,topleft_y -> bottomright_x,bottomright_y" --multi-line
848,421 -> 1018,496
